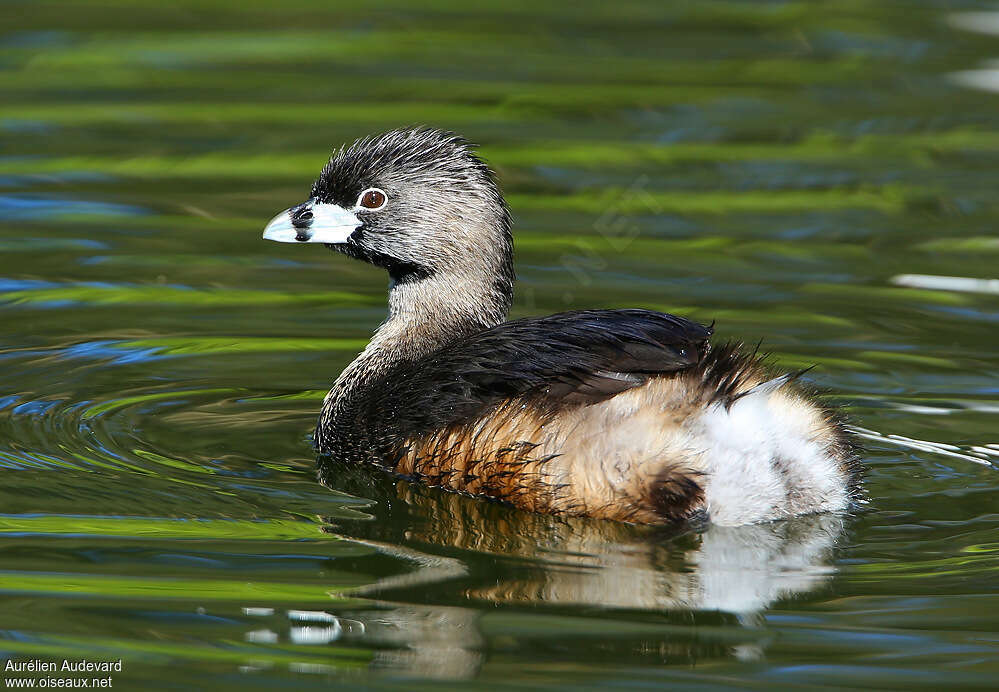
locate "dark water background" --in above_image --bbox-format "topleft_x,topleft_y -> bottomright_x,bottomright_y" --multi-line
2,0 -> 999,688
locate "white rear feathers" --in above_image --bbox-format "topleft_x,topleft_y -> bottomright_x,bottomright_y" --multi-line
693,376 -> 850,526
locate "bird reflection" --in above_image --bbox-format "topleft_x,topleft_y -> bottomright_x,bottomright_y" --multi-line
296,467 -> 849,679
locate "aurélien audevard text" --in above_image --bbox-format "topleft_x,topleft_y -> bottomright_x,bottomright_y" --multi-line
5,659 -> 123,673
4,658 -> 121,673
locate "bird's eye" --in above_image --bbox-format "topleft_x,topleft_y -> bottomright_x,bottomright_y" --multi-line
358,188 -> 387,210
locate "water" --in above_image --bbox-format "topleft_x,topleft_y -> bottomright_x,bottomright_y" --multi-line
2,0 -> 998,688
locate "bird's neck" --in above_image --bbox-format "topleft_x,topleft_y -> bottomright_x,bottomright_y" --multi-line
381,270 -> 509,358
331,268 -> 512,398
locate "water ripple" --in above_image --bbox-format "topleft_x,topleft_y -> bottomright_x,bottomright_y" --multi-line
0,194 -> 146,220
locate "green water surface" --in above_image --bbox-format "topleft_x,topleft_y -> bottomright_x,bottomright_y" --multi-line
1,0 -> 998,688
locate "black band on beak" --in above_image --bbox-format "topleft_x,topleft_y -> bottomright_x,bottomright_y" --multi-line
290,203 -> 314,229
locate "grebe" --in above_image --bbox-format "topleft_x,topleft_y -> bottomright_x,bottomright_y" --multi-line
263,127 -> 860,526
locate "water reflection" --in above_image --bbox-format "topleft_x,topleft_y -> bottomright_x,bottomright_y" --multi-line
948,12 -> 999,93
310,473 -> 846,678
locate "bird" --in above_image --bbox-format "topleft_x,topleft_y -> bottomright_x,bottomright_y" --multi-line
263,127 -> 860,526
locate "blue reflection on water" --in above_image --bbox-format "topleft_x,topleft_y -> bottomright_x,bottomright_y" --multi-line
0,195 -> 146,220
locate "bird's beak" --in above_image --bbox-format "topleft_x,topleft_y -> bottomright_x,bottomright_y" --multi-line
262,198 -> 361,244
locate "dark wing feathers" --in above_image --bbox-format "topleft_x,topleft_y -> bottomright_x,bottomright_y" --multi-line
362,309 -> 711,443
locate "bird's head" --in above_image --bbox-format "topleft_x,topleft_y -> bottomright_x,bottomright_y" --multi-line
264,128 -> 513,294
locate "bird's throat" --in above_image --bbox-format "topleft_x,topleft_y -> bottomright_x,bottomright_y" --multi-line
330,270 -> 511,403
381,271 -> 509,359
